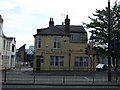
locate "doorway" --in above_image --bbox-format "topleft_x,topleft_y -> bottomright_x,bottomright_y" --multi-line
36,56 -> 40,71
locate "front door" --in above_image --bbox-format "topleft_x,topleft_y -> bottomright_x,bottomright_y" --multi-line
36,56 -> 40,71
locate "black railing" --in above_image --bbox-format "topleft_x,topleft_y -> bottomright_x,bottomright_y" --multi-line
2,67 -> 120,85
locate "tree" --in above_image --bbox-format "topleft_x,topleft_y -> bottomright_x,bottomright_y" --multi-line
83,1 -> 120,67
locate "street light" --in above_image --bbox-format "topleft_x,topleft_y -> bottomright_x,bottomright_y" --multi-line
108,0 -> 111,82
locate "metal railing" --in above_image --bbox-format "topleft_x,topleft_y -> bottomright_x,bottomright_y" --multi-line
2,67 -> 120,85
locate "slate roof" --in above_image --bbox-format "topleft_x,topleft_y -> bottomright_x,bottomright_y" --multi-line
56,25 -> 86,33
35,25 -> 70,36
34,25 -> 86,36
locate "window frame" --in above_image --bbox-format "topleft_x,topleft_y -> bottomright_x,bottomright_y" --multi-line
3,39 -> 6,50
71,33 -> 82,40
74,56 -> 88,67
50,56 -> 64,67
12,44 -> 15,52
53,37 -> 61,49
36,37 -> 41,49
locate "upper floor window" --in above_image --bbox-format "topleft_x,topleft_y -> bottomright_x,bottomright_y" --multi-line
53,37 -> 61,49
6,41 -> 10,51
3,40 -> 6,50
71,34 -> 82,40
12,44 -> 15,52
8,42 -> 10,51
36,37 -> 41,48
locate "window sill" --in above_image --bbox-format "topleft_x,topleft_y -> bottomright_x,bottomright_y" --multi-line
49,66 -> 64,67
53,48 -> 61,49
74,66 -> 88,68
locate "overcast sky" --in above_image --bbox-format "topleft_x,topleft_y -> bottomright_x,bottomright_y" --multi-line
0,0 -> 118,49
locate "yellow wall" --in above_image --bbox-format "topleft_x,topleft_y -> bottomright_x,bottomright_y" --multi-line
34,34 -> 96,71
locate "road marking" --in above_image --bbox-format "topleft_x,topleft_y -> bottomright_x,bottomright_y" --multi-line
84,77 -> 90,80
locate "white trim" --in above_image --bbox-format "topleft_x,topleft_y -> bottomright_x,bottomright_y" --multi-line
36,37 -> 41,49
50,56 -> 64,67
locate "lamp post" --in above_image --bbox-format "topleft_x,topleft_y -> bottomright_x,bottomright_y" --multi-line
108,0 -> 111,82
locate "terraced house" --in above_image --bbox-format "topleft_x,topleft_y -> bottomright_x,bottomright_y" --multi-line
0,15 -> 16,70
34,15 -> 94,71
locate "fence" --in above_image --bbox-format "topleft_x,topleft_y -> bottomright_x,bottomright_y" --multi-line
2,67 -> 120,85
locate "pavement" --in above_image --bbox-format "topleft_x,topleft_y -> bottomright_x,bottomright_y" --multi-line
1,85 -> 120,90
2,80 -> 120,86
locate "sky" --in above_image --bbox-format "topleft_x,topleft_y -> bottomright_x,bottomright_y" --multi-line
0,0 -> 119,49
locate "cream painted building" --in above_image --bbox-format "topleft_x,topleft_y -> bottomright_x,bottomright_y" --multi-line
0,15 -> 16,70
34,15 -> 95,71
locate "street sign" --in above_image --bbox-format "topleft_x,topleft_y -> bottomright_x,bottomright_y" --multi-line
88,49 -> 95,55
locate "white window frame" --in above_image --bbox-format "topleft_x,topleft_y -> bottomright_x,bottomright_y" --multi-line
74,57 -> 88,67
50,56 -> 64,67
53,37 -> 61,49
36,37 -> 41,49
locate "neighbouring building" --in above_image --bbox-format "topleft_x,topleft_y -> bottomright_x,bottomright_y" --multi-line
33,15 -> 95,71
26,46 -> 34,66
16,45 -> 34,67
17,44 -> 26,62
0,15 -> 16,70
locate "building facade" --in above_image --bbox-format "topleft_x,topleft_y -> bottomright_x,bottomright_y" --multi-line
18,44 -> 26,62
16,45 -> 34,67
0,15 -> 16,70
26,46 -> 34,67
33,15 -> 95,71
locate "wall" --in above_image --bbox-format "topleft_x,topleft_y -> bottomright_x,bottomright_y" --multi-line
34,34 -> 95,71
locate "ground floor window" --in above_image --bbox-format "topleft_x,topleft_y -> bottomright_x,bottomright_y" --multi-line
50,56 -> 64,66
74,57 -> 88,67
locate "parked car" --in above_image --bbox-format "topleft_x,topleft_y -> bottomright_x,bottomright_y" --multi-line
96,64 -> 108,71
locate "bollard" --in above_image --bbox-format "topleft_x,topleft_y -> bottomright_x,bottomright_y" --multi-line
93,71 -> 94,84
116,68 -> 118,82
63,76 -> 65,84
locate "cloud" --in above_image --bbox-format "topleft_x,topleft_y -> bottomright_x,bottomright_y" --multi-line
0,0 -> 118,48
0,0 -> 16,9
14,33 -> 34,49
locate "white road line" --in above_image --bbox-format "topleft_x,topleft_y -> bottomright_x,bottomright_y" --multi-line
84,77 -> 90,80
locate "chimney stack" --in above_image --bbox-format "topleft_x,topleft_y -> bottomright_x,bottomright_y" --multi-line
0,15 -> 4,36
49,17 -> 54,26
65,15 -> 70,33
0,15 -> 3,24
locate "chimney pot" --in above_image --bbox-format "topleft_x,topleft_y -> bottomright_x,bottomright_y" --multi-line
49,17 -> 54,26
